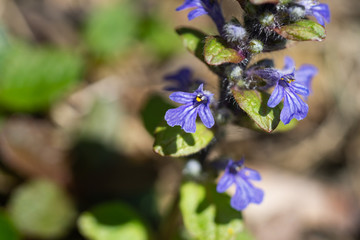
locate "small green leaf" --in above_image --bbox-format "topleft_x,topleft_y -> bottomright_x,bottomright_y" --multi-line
153,122 -> 214,157
78,202 -> 148,240
0,43 -> 83,112
275,20 -> 326,41
8,179 -> 76,239
232,88 -> 281,132
0,210 -> 20,240
204,36 -> 245,65
176,27 -> 206,61
180,182 -> 254,240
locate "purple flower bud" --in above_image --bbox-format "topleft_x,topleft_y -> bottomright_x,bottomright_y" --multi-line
216,158 -> 264,211
176,0 -> 225,34
165,84 -> 215,133
164,67 -> 204,92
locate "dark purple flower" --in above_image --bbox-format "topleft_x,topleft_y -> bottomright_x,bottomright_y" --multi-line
267,56 -> 317,125
164,67 -> 204,92
165,84 -> 215,133
216,158 -> 264,211
176,0 -> 225,34
297,0 -> 330,26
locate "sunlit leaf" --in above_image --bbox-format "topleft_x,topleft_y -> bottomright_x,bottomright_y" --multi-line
78,202 -> 149,240
176,27 -> 206,61
232,88 -> 281,132
180,182 -> 254,240
153,122 -> 214,157
275,20 -> 326,41
204,36 -> 245,65
8,179 -> 76,239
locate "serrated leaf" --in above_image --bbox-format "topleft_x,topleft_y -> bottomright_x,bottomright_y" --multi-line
0,43 -> 83,112
8,179 -> 76,239
275,20 -> 326,41
180,182 -> 254,240
78,202 -> 148,240
232,88 -> 281,132
0,210 -> 20,240
153,122 -> 214,157
204,36 -> 245,65
176,27 -> 206,61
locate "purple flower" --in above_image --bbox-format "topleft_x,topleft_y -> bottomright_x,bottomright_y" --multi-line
176,0 -> 225,34
267,57 -> 317,125
216,158 -> 264,211
297,0 -> 330,26
165,84 -> 215,133
164,67 -> 204,92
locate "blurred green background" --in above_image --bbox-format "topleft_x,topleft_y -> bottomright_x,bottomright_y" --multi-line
0,0 -> 359,239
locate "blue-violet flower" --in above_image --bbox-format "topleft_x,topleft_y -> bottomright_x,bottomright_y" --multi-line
176,0 -> 225,34
216,158 -> 264,211
267,56 -> 317,124
165,84 -> 215,133
164,67 -> 204,92
297,0 -> 330,26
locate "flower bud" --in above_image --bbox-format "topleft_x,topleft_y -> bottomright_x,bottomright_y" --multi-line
288,5 -> 306,21
248,39 -> 263,54
259,12 -> 275,27
225,64 -> 244,86
223,20 -> 247,43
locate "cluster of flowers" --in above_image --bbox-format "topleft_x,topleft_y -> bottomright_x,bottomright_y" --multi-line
163,0 -> 329,211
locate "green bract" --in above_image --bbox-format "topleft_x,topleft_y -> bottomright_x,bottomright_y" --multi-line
275,20 -> 326,41
180,182 -> 254,240
78,202 -> 149,240
204,36 -> 245,65
153,122 -> 214,157
232,88 -> 281,132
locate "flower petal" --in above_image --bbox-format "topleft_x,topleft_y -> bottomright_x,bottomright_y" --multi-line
169,91 -> 195,104
283,56 -> 295,73
295,64 -> 317,91
165,104 -> 193,127
242,167 -> 261,181
182,106 -> 199,133
268,83 -> 285,108
250,186 -> 264,204
188,8 -> 208,20
312,4 -> 330,24
198,104 -> 215,128
216,173 -> 234,193
231,184 -> 250,211
291,82 -> 309,96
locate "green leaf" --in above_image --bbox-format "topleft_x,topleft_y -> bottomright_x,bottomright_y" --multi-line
83,0 -> 139,59
78,202 -> 149,240
8,179 -> 76,239
204,36 -> 245,65
274,118 -> 298,132
176,27 -> 206,61
180,182 -> 254,240
0,43 -> 83,112
231,88 -> 281,132
275,20 -> 326,41
153,122 -> 214,157
141,94 -> 175,136
0,210 -> 20,240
